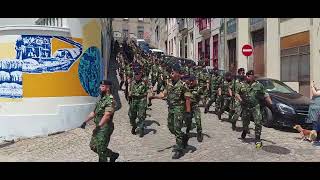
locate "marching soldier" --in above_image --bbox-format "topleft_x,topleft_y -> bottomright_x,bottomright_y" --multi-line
229,68 -> 246,130
205,67 -> 223,113
128,69 -> 149,137
80,80 -> 119,162
216,72 -> 233,120
185,75 -> 204,142
235,70 -> 272,149
149,63 -> 192,159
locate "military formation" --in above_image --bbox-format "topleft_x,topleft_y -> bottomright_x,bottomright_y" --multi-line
80,38 -> 273,161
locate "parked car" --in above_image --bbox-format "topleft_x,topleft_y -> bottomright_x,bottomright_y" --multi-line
150,49 -> 164,57
256,78 -> 311,129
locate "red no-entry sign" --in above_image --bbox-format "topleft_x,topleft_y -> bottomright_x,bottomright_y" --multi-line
242,44 -> 253,57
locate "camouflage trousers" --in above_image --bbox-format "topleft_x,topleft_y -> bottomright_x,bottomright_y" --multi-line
242,104 -> 262,141
156,79 -> 164,93
167,106 -> 186,151
90,122 -> 114,162
206,92 -> 218,109
151,75 -> 158,87
217,95 -> 232,115
229,99 -> 242,123
128,98 -> 147,129
186,105 -> 202,132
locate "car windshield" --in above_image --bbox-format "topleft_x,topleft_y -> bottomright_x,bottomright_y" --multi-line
258,79 -> 295,94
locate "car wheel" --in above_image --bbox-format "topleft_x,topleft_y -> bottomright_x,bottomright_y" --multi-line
262,107 -> 273,128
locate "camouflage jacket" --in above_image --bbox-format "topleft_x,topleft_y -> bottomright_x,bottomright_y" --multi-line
164,80 -> 191,107
94,94 -> 114,124
125,64 -> 133,78
238,81 -> 269,108
210,75 -> 223,93
220,80 -> 231,96
129,80 -> 149,98
188,84 -> 203,106
151,64 -> 159,77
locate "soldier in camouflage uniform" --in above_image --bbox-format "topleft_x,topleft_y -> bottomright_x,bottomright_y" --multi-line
124,63 -> 134,101
236,70 -> 272,149
80,80 -> 119,162
216,72 -> 233,120
185,75 -> 204,142
205,67 -> 223,113
156,63 -> 166,94
128,69 -> 149,137
151,58 -> 159,88
150,63 -> 192,159
229,68 -> 246,130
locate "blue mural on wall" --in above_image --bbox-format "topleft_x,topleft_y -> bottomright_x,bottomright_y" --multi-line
0,59 -> 23,98
78,47 -> 102,97
16,35 -> 82,73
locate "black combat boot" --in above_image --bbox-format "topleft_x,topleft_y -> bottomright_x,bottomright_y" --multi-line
217,112 -> 222,120
204,106 -> 209,114
131,126 -> 136,135
110,152 -> 119,162
182,134 -> 189,149
139,128 -> 144,138
197,131 -> 203,142
172,150 -> 184,159
232,122 -> 236,131
186,127 -> 190,134
241,130 -> 248,139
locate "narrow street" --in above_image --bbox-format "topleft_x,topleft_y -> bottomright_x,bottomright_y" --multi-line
0,90 -> 319,162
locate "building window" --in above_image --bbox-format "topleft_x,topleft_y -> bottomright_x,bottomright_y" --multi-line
227,18 -> 237,34
137,26 -> 144,39
184,36 -> 188,58
122,29 -> 129,39
198,41 -> 203,60
204,38 -> 210,66
281,45 -> 310,82
180,40 -> 183,57
138,18 -> 144,22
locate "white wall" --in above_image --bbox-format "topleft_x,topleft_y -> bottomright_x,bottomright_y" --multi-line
0,18 -> 37,26
237,18 -> 249,71
310,18 -> 320,94
280,18 -> 310,37
265,18 -> 281,80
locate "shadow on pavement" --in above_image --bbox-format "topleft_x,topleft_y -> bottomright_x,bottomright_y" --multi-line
188,132 -> 211,138
157,145 -> 174,152
0,140 -> 14,149
144,128 -> 157,135
262,145 -> 291,155
239,137 -> 256,144
145,120 -> 160,127
273,126 -> 297,133
183,145 -> 197,154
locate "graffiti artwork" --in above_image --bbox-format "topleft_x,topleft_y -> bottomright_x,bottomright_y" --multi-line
17,35 -> 83,73
0,59 -> 23,98
78,47 -> 101,97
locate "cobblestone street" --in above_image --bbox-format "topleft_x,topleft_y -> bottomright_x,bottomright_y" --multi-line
0,91 -> 319,162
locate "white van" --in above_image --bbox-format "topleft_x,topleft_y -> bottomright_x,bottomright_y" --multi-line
150,49 -> 165,57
